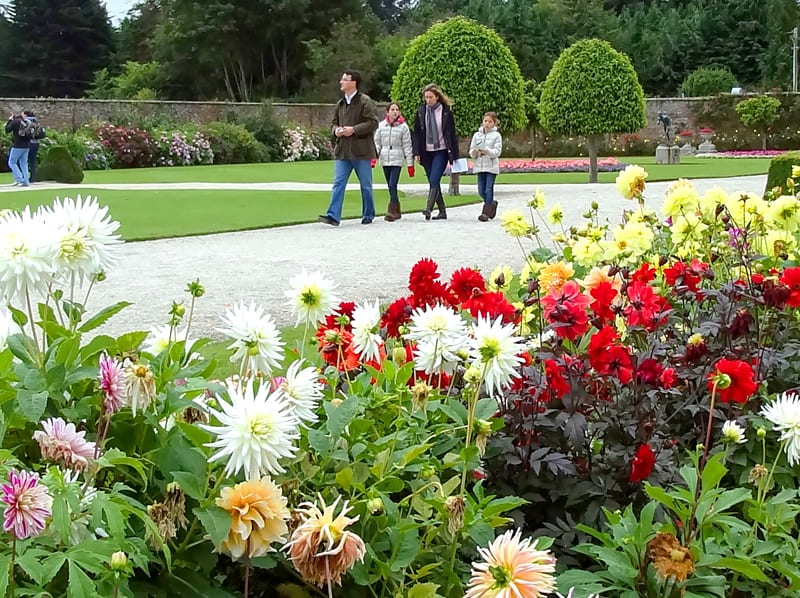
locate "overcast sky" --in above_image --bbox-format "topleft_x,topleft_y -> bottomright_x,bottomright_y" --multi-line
104,0 -> 136,25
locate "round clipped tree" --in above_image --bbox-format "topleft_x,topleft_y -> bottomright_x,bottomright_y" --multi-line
391,16 -> 527,138
735,95 -> 781,151
539,38 -> 646,183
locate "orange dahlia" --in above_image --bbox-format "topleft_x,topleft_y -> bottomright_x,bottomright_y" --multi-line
215,476 -> 289,559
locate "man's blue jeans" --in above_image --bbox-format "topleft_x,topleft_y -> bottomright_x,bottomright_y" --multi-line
325,159 -> 375,223
8,147 -> 30,185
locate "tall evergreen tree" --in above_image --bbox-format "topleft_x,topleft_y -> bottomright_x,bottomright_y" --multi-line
4,0 -> 114,97
116,0 -> 162,65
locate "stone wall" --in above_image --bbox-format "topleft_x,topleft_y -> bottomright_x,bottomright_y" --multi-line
1,96 -> 702,142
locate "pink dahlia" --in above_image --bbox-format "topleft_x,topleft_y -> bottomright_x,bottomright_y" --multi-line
1,470 -> 52,539
33,417 -> 97,470
99,352 -> 125,413
465,528 -> 557,598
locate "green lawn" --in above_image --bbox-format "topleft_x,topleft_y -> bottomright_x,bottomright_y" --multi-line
0,156 -> 772,187
0,188 -> 482,240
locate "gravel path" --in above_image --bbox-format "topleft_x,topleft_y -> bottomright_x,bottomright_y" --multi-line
7,175 -> 767,338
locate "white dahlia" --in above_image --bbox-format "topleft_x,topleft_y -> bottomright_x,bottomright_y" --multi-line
469,316 -> 526,397
761,392 -> 800,466
0,207 -> 57,301
274,359 -> 323,425
202,380 -> 299,478
218,301 -> 284,376
285,269 -> 339,327
350,300 -> 383,363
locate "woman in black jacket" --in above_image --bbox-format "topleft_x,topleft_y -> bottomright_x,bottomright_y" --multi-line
412,84 -> 459,220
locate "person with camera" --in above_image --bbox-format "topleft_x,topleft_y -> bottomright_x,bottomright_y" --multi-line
5,112 -> 32,187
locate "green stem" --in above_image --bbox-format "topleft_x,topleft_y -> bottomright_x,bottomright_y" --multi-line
183,295 -> 196,345
701,382 -> 718,470
25,288 -> 41,354
9,536 -> 15,594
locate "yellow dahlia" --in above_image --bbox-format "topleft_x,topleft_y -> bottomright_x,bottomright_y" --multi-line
615,164 -> 648,200
216,476 -> 289,559
465,529 -> 557,598
500,210 -> 532,238
285,495 -> 366,587
537,261 -> 574,295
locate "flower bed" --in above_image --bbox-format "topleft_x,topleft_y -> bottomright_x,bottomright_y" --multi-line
695,149 -> 785,158
448,157 -> 627,174
2,169 -> 800,597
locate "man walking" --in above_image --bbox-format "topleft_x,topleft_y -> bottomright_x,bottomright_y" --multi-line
4,113 -> 31,187
319,70 -> 380,226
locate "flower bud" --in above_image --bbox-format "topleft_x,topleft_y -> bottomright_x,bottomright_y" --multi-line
463,366 -> 482,385
330,398 -> 343,407
94,270 -> 107,283
391,347 -> 407,365
591,437 -> 604,454
366,497 -> 384,515
110,551 -> 128,571
756,427 -> 767,439
186,278 -> 205,297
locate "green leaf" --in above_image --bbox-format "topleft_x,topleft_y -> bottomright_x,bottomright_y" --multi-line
78,301 -> 132,332
390,526 -> 419,571
79,334 -> 115,360
324,395 -> 360,437
17,388 -> 48,422
701,452 -> 727,491
408,583 -> 442,598
0,554 -> 10,598
68,561 -> 97,598
708,557 -> 771,582
474,397 -> 499,420
7,333 -> 37,366
195,505 -> 232,549
171,471 -> 207,501
116,330 -> 148,352
16,549 -> 47,585
335,467 -> 354,491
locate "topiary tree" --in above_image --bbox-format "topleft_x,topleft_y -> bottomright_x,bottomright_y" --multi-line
539,38 -> 646,183
392,16 -> 527,140
736,95 -> 782,151
681,66 -> 738,98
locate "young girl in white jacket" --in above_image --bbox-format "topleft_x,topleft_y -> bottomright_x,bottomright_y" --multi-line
374,102 -> 415,221
469,112 -> 502,222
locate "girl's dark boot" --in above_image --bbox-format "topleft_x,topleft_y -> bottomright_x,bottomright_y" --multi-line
478,203 -> 491,222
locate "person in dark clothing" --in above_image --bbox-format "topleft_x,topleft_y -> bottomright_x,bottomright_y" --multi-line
4,113 -> 31,187
22,111 -> 44,183
412,83 -> 459,221
318,70 -> 380,226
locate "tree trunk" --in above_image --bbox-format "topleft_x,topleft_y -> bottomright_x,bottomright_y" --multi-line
530,126 -> 537,160
762,132 -> 767,152
449,172 -> 460,196
586,135 -> 600,183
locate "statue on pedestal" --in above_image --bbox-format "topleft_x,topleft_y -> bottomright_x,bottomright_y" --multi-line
657,112 -> 672,144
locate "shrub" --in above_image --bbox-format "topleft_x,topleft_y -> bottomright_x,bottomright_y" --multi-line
539,38 -> 646,182
764,150 -> 800,195
199,121 -> 263,164
152,129 -> 214,167
392,16 -> 527,136
237,102 -> 289,162
40,129 -> 114,170
682,66 -> 738,97
283,126 -> 326,162
96,123 -> 155,168
37,146 -> 84,183
736,95 -> 782,151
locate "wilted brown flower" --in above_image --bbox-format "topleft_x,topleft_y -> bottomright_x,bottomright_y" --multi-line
647,532 -> 694,581
285,495 -> 366,587
748,463 -> 769,486
445,495 -> 466,536
411,381 -> 433,411
147,502 -> 176,547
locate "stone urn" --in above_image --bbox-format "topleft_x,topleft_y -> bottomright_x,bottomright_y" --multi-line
698,128 -> 716,153
678,131 -> 695,156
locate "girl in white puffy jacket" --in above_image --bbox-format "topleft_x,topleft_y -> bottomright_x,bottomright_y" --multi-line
374,102 -> 414,221
469,112 -> 503,222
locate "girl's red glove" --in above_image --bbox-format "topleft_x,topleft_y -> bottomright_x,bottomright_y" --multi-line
370,158 -> 377,168
407,165 -> 415,177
